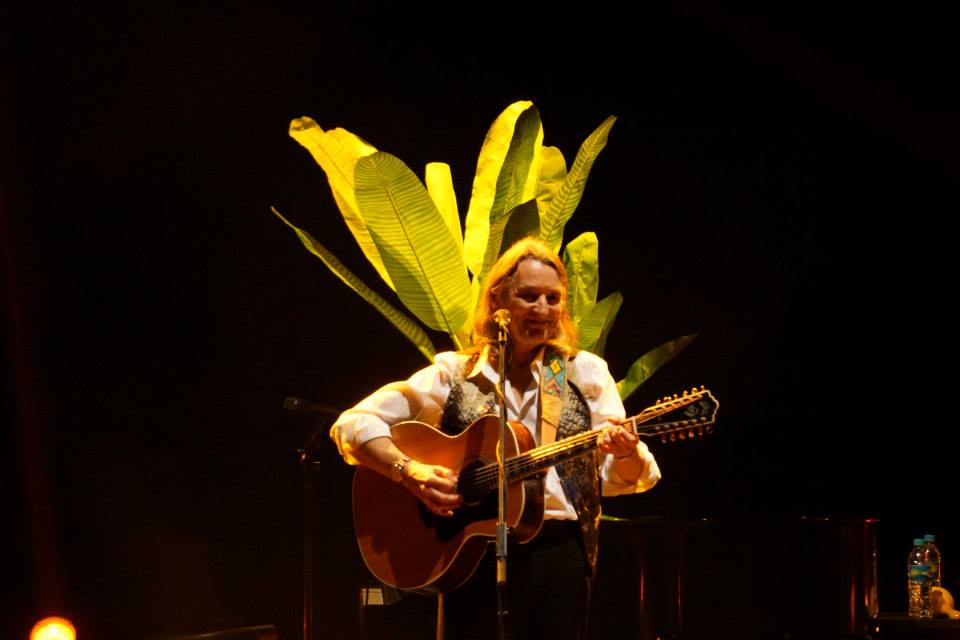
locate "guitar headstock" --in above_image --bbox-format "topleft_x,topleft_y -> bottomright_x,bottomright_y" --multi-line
629,386 -> 719,443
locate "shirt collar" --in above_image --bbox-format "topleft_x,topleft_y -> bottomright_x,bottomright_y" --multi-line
471,344 -> 546,385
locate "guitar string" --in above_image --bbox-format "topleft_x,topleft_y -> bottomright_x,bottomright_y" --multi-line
470,398 -> 705,483
461,431 -> 600,492
463,423 -> 713,493
459,397 -> 714,493
463,418 -> 653,491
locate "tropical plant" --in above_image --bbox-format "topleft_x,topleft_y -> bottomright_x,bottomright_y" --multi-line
273,101 -> 693,400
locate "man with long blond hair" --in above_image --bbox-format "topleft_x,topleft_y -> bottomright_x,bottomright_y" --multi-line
331,237 -> 660,639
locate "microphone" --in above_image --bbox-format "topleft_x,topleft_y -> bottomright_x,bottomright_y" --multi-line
283,396 -> 342,416
493,309 -> 511,330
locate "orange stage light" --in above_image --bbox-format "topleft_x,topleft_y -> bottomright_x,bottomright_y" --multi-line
30,617 -> 76,640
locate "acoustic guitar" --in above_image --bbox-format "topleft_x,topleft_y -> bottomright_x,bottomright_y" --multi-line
352,387 -> 719,593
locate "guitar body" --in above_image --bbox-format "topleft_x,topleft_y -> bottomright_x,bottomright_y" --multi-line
352,416 -> 543,593
351,387 -> 719,593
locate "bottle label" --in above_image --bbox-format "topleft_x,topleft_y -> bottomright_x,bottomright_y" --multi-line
910,564 -> 931,581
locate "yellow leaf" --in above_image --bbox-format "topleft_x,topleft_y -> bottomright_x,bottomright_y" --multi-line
355,153 -> 472,335
271,207 -> 436,361
540,115 -> 617,253
536,146 -> 567,214
425,162 -> 463,255
289,117 -> 395,290
463,101 -> 543,276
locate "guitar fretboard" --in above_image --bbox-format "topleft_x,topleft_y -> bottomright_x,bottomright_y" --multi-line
458,389 -> 716,497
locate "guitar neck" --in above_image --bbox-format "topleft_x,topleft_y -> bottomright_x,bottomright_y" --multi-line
458,429 -> 602,498
461,388 -> 717,494
467,416 -> 652,492
506,429 -> 603,481
506,389 -> 714,480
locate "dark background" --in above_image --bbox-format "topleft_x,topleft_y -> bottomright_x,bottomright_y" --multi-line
3,2 -> 958,638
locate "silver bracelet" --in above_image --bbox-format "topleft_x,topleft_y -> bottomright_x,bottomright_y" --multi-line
391,456 -> 411,482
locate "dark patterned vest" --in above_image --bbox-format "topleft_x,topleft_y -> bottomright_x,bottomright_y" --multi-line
438,349 -> 602,575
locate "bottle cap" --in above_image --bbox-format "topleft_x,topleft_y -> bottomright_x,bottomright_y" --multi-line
914,538 -> 926,545
925,534 -> 937,542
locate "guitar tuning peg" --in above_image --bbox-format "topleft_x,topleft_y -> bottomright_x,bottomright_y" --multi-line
672,393 -> 678,400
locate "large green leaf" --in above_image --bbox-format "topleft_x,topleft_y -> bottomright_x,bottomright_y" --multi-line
577,291 -> 622,355
499,200 -> 541,257
288,117 -> 395,290
425,162 -> 463,255
616,334 -> 699,401
476,107 -> 543,283
591,304 -> 620,358
562,232 -> 599,326
463,102 -> 543,276
540,116 -> 617,253
355,152 -> 472,337
456,274 -> 482,348
535,145 -> 567,214
271,207 -> 436,361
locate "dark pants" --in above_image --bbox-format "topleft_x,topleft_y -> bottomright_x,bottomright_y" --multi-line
443,520 -> 591,640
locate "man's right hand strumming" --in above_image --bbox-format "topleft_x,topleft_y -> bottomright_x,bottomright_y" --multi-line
399,460 -> 462,517
354,436 -> 463,517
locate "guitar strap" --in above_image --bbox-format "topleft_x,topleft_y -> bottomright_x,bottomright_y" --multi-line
538,346 -> 567,446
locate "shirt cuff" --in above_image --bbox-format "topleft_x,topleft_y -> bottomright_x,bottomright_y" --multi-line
601,441 -> 662,495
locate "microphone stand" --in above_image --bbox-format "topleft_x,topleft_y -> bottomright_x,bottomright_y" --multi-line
495,322 -> 510,640
298,444 -> 317,640
285,397 -> 341,640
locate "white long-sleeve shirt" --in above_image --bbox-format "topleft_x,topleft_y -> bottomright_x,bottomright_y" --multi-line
330,349 -> 661,519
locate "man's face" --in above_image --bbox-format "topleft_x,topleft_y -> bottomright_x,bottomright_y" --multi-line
504,258 -> 563,354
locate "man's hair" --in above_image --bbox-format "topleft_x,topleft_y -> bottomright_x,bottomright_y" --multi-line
472,237 -> 578,354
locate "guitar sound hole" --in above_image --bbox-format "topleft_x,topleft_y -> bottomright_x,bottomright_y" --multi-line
458,458 -> 493,506
416,478 -> 498,542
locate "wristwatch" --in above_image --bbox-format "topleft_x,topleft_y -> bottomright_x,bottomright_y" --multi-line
390,456 -> 411,483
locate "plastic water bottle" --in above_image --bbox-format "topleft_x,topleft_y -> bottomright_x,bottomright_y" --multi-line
924,534 -> 942,587
908,538 -> 932,618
